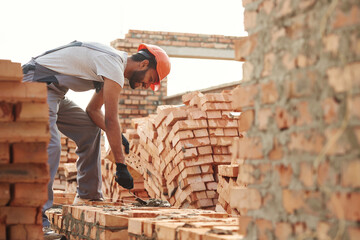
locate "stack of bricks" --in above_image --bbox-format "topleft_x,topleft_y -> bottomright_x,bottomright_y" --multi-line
0,59 -> 49,239
101,154 -> 149,203
117,78 -> 167,133
125,91 -> 241,210
230,0 -> 360,239
53,133 -> 107,205
46,203 -> 242,240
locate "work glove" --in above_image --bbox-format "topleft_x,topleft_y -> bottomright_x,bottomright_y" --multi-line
115,163 -> 134,189
121,134 -> 129,154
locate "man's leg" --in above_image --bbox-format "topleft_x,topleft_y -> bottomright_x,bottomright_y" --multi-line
42,89 -> 63,227
57,97 -> 103,199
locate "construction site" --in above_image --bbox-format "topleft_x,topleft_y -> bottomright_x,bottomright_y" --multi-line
0,0 -> 360,239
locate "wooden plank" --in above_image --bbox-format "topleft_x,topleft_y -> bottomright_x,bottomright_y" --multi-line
0,122 -> 49,143
0,82 -> 47,103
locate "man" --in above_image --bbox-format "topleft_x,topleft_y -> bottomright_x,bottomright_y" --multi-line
22,41 -> 171,233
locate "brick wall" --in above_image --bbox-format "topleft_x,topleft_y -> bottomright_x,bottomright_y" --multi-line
232,0 -> 360,239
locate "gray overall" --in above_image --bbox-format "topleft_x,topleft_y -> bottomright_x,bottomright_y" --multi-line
22,41 -> 119,227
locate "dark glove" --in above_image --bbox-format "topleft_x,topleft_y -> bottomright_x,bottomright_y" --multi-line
115,163 -> 134,189
121,134 -> 129,154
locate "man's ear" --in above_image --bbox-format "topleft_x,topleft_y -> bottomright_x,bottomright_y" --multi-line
139,59 -> 149,70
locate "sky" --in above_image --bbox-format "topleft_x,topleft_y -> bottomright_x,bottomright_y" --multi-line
1,0 -> 246,109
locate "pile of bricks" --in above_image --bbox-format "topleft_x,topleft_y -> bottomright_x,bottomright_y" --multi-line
124,91 -> 241,210
101,155 -> 149,203
0,59 -> 49,239
46,203 -> 242,240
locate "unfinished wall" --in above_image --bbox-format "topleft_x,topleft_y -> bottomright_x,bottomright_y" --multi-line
233,0 -> 360,239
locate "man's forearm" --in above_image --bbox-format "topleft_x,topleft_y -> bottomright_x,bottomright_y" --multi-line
105,118 -> 125,164
86,109 -> 106,131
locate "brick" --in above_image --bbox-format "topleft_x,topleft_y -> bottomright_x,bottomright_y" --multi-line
268,138 -> 283,160
206,111 -> 222,119
11,183 -> 47,207
295,101 -> 312,126
0,82 -> 47,102
172,119 -> 208,133
321,97 -> 339,124
208,119 -> 238,128
342,160 -> 360,187
316,222 -> 330,240
15,102 -> 48,122
188,109 -> 207,120
8,224 -> 43,240
96,211 -> 128,227
12,142 -> 48,163
156,222 -> 185,240
210,137 -> 233,146
100,229 -> 128,240
243,61 -> 254,82
327,62 -> 360,92
201,102 -> 232,112
0,163 -> 49,183
288,131 -> 325,154
348,226 -> 360,240
317,160 -> 338,186
182,91 -> 201,105
332,5 -> 360,29
0,224 -> 5,239
231,85 -> 259,110
255,219 -> 273,240
238,216 -> 253,236
0,143 -> 9,164
258,108 -> 273,130
328,192 -> 360,221
209,128 -> 224,136
230,187 -> 261,211
323,34 -> 339,54
0,122 -> 49,143
193,129 -> 208,138
275,165 -> 293,187
0,184 -> 10,206
275,222 -> 293,240
244,11 -> 257,31
238,137 -> 263,159
0,60 -> 23,81
0,103 -> 13,121
282,189 -> 304,214
275,107 -> 294,130
175,137 -> 210,153
262,52 -> 276,77
218,165 -> 239,177
197,146 -> 213,155
128,218 -> 145,235
238,109 -> 254,132
299,162 -> 315,188
234,35 -> 257,61
163,109 -> 188,126
171,130 -> 194,147
0,207 -> 37,224
213,155 -> 231,164
261,80 -> 278,104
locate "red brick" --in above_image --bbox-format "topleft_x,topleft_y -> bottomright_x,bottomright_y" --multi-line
0,184 -> 10,206
193,129 -> 209,138
295,101 -> 312,126
163,109 -> 188,126
175,137 -> 210,153
8,224 -> 43,240
12,142 -> 48,163
328,192 -> 360,221
232,85 -> 259,110
342,159 -> 360,187
197,146 -> 213,155
299,162 -> 315,188
268,138 -> 283,160
0,102 -> 13,121
288,131 -> 325,154
238,216 -> 253,236
15,102 -> 48,122
213,155 -> 231,164
255,219 -> 273,240
187,109 -> 207,120
208,119 -> 238,128
230,187 -> 261,210
0,163 -> 49,183
0,143 -> 9,164
238,137 -> 263,159
0,122 -> 50,143
96,211 -> 128,227
206,111 -> 222,119
275,222 -> 293,240
316,222 -> 330,240
244,11 -> 257,30
218,165 -> 239,177
224,128 -> 238,136
323,34 -> 339,54
321,97 -> 339,124
317,160 -> 338,186
11,183 -> 47,207
0,207 -> 37,224
348,226 -> 360,240
171,130 -> 194,147
275,107 -> 294,130
238,110 -> 254,132
262,52 -> 276,77
282,189 -> 304,214
100,229 -> 128,240
327,62 -> 360,92
275,165 -> 293,187
243,61 -> 254,82
261,80 -> 278,104
234,35 -> 257,61
332,5 -> 360,29
172,119 -> 208,133
210,136 -> 234,146
258,108 -> 273,130
0,60 -> 23,81
0,82 -> 47,103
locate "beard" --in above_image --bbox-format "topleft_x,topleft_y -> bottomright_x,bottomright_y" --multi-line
129,69 -> 148,89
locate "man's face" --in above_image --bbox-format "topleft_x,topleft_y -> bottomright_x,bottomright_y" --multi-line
129,67 -> 159,90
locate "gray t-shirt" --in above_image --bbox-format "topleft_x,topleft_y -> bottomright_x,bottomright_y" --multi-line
35,42 -> 127,92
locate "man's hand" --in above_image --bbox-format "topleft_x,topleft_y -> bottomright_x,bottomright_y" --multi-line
115,163 -> 134,189
121,134 -> 129,154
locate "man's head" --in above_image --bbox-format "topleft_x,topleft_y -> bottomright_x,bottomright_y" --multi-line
127,44 -> 171,91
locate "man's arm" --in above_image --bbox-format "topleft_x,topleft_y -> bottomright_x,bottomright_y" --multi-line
86,77 -> 125,164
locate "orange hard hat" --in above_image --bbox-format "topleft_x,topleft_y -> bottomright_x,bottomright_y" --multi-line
138,43 -> 171,91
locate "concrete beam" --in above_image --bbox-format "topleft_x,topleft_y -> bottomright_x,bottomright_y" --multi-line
158,46 -> 235,60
